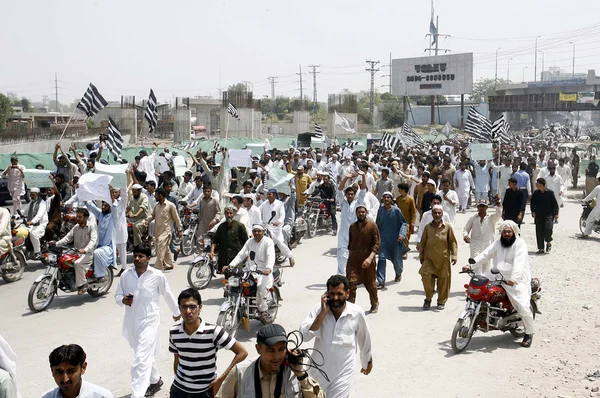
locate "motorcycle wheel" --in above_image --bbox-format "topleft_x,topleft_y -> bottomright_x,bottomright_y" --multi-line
88,268 -> 114,297
580,215 -> 587,235
306,218 -> 315,238
28,275 -> 56,312
1,251 -> 26,283
451,314 -> 475,353
187,259 -> 213,290
216,306 -> 240,338
180,232 -> 195,257
261,289 -> 280,325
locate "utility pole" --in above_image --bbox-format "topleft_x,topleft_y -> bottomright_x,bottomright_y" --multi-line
296,65 -> 303,101
381,52 -> 393,93
424,15 -> 450,125
267,76 -> 278,99
54,73 -> 60,113
366,60 -> 380,128
308,65 -> 320,111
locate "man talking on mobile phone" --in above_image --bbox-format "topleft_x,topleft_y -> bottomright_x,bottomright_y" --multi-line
299,275 -> 373,398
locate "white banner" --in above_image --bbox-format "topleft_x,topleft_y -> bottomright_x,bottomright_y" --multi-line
77,173 -> 113,204
94,162 -> 128,192
23,169 -> 53,188
229,149 -> 253,168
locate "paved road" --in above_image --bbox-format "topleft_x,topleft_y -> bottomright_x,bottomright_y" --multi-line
1,191 -> 599,397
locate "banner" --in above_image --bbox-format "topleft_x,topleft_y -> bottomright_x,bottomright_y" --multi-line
94,162 -> 128,192
77,173 -> 113,204
559,93 -> 577,102
172,155 -> 190,178
577,92 -> 596,104
470,143 -> 493,161
267,167 -> 294,196
23,169 -> 53,188
228,149 -> 253,168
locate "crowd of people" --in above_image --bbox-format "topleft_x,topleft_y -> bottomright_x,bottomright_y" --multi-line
1,132 -> 600,398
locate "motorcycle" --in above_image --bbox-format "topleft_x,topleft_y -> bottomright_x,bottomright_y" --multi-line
0,231 -> 27,283
60,206 -> 77,238
180,204 -> 198,257
451,267 -> 542,354
216,253 -> 283,337
580,199 -> 600,235
187,233 -> 216,290
126,220 -> 156,257
304,195 -> 333,238
27,244 -> 114,312
293,206 -> 307,245
11,213 -> 43,261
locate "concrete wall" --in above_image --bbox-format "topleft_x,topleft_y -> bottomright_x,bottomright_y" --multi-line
120,109 -> 137,144
220,108 -> 262,139
3,132 -> 131,153
173,109 -> 191,144
292,111 -> 311,135
404,102 -> 488,127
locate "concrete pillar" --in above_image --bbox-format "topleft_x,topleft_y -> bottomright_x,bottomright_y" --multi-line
174,109 -> 191,144
293,111 -> 310,136
120,109 -> 137,145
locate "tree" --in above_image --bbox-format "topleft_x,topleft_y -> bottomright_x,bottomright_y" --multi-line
411,96 -> 448,106
381,103 -> 404,128
472,78 -> 507,103
20,97 -> 31,112
228,83 -> 248,93
0,93 -> 13,130
5,92 -> 18,103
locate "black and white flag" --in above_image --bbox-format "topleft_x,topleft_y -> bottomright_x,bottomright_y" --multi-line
381,132 -> 400,151
314,123 -> 323,138
106,117 -> 124,161
397,123 -> 427,149
145,89 -> 158,134
213,140 -> 222,152
227,102 -> 240,120
335,111 -> 356,133
344,139 -> 360,149
464,107 -> 492,142
76,83 -> 108,117
491,114 -> 510,145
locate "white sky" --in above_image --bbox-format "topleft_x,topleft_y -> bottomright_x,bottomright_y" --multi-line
1,0 -> 600,106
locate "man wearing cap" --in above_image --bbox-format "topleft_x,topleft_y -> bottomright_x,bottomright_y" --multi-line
304,171 -> 323,196
463,199 -> 502,274
339,156 -> 355,189
453,161 -> 475,213
25,187 -> 48,260
3,156 -> 25,215
137,143 -> 159,184
85,196 -> 116,284
226,224 -> 276,320
376,192 -> 406,289
418,204 -> 458,310
217,324 -> 323,398
128,184 -> 151,246
260,188 -> 295,266
326,154 -> 341,184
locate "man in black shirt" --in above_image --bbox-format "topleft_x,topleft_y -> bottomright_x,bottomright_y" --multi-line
319,174 -> 338,236
502,177 -> 526,227
211,205 -> 249,273
571,148 -> 580,189
585,155 -> 599,195
530,178 -> 559,254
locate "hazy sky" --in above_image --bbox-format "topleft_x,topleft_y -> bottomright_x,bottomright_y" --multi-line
2,0 -> 600,106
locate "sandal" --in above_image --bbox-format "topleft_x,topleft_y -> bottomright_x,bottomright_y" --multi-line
521,334 -> 533,348
164,265 -> 174,271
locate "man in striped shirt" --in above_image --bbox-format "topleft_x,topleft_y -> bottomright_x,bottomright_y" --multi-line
169,288 -> 248,397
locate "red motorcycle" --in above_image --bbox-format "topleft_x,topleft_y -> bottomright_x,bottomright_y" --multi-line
305,196 -> 333,238
27,244 -> 114,312
451,267 -> 542,353
0,235 -> 27,283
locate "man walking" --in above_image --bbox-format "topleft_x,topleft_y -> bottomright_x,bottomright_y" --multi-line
336,174 -> 366,275
453,162 -> 474,213
418,205 -> 458,310
585,155 -> 599,195
346,205 -> 380,313
299,275 -> 373,398
437,178 -> 458,224
145,188 -> 183,271
115,244 -> 180,398
376,193 -> 406,289
463,199 -> 502,274
571,148 -> 580,188
169,288 -> 247,397
530,178 -> 559,254
396,183 -> 416,259
2,156 -> 25,215
502,177 -> 526,227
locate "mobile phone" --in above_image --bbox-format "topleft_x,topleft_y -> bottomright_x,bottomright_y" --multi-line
326,293 -> 332,308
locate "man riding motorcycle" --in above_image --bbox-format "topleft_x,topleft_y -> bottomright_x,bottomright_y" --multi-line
26,187 -> 49,260
462,220 -> 534,348
211,205 -> 249,274
0,207 -> 12,259
223,224 -> 275,321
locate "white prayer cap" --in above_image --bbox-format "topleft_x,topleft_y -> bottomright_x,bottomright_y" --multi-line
249,169 -> 257,173
382,191 -> 393,198
432,204 -> 443,211
132,184 -> 143,190
252,224 -> 265,231
499,220 -> 520,235
30,187 -> 40,193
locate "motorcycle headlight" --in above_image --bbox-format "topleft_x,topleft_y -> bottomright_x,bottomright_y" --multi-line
467,286 -> 481,296
46,253 -> 57,263
228,277 -> 240,287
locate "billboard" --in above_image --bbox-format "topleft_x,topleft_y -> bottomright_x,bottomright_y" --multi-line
391,53 -> 473,96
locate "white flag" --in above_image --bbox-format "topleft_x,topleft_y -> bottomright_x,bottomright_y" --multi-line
334,111 -> 356,134
441,121 -> 453,137
77,173 -> 113,204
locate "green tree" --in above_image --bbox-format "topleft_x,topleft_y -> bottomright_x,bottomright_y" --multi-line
5,92 -> 18,103
20,97 -> 31,112
0,93 -> 13,129
381,103 -> 404,128
228,82 -> 248,93
472,78 -> 507,103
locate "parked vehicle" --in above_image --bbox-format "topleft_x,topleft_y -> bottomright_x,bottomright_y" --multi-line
187,233 -> 216,290
451,268 -> 541,354
27,244 -> 114,312
580,199 -> 600,235
216,263 -> 283,337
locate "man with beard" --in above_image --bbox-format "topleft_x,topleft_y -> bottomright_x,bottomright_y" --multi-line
346,205 -> 380,313
530,178 -> 559,254
44,180 -> 63,241
128,184 -> 151,246
291,166 -> 312,206
336,174 -> 367,275
299,275 -> 372,397
375,193 -> 406,290
259,189 -> 294,267
418,205 -> 458,310
26,187 -> 48,260
85,198 -> 116,284
115,244 -> 180,398
463,220 -> 535,348
217,324 -> 323,397
211,205 -> 249,274
169,288 -> 247,398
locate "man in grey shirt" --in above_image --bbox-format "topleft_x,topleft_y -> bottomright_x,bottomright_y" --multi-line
374,168 -> 394,200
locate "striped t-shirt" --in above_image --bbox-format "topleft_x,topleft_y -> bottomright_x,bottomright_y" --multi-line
169,320 -> 235,393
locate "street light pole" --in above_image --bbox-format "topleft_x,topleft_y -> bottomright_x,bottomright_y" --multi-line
522,66 -> 528,83
539,51 -> 545,81
534,35 -> 541,82
569,41 -> 575,78
495,47 -> 502,87
507,58 -> 513,82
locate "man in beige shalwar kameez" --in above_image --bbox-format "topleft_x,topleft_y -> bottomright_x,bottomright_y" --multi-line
145,188 -> 182,270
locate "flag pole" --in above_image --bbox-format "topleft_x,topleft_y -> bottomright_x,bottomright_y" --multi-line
57,108 -> 79,142
225,113 -> 230,145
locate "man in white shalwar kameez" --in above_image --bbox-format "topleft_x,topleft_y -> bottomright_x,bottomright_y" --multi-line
465,220 -> 535,347
115,244 -> 180,398
299,275 -> 372,398
259,189 -> 294,266
463,200 -> 502,274
453,162 -> 474,212
0,334 -> 20,398
544,164 -> 565,208
497,158 -> 513,202
472,160 -> 492,202
336,175 -> 366,275
112,188 -> 129,271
